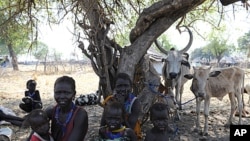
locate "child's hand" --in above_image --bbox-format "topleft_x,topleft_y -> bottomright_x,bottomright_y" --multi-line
22,96 -> 33,104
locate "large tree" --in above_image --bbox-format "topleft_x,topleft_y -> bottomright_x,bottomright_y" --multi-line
0,0 -> 248,98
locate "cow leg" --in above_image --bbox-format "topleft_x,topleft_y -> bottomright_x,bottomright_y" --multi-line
203,98 -> 210,136
241,93 -> 250,117
175,85 -> 181,110
226,93 -> 238,127
174,109 -> 181,121
179,85 -> 184,110
194,98 -> 201,133
236,91 -> 243,125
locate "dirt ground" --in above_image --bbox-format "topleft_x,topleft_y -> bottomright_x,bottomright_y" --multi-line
0,64 -> 250,141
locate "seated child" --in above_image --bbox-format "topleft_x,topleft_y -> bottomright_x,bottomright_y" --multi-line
19,79 -> 42,113
144,103 -> 171,141
99,101 -> 137,141
23,109 -> 53,141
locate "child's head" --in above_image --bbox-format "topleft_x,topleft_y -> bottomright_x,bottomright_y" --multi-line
104,101 -> 125,131
23,109 -> 50,136
26,79 -> 37,91
150,103 -> 169,131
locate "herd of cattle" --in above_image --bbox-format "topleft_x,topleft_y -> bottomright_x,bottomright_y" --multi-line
135,26 -> 250,136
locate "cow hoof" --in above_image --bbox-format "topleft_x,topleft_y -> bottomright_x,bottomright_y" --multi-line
224,123 -> 232,128
234,109 -> 250,117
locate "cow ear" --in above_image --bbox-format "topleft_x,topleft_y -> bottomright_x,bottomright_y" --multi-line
181,60 -> 191,69
184,74 -> 193,79
209,71 -> 221,77
182,53 -> 189,60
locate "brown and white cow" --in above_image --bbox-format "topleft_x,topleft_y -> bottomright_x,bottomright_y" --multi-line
184,66 -> 244,135
244,83 -> 250,104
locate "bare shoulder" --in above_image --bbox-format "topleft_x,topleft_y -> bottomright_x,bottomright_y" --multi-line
75,107 -> 88,120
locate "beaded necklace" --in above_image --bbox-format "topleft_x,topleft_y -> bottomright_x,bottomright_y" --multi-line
29,91 -> 35,98
55,102 -> 75,136
105,126 -> 125,140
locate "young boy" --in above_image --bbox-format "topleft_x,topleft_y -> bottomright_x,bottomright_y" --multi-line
23,109 -> 54,141
19,79 -> 43,113
45,76 -> 88,141
99,101 -> 137,141
145,103 -> 171,141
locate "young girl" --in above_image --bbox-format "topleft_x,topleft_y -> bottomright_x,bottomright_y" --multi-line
45,76 -> 88,141
23,109 -> 54,141
19,79 -> 43,113
99,101 -> 137,141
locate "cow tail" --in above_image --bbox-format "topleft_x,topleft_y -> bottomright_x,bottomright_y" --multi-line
242,71 -> 245,110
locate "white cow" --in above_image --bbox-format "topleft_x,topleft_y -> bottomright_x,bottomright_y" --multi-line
155,26 -> 193,110
184,66 -> 244,135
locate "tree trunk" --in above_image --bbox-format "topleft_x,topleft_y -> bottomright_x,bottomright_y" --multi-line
44,53 -> 48,73
77,0 -> 208,99
77,0 -> 247,100
7,43 -> 18,71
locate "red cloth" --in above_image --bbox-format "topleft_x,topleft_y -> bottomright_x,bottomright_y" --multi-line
30,132 -> 54,141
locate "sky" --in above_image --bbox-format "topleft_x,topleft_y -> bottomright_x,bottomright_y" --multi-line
167,7 -> 250,54
35,2 -> 250,61
38,21 -> 83,61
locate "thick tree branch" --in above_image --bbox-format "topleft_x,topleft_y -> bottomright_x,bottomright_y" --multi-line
129,0 -> 206,43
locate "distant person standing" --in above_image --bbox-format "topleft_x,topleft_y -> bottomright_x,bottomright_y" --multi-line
0,56 -> 9,67
19,79 -> 43,113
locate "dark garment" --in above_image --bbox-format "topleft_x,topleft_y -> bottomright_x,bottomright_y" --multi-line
51,105 -> 80,141
0,109 -> 24,127
19,90 -> 43,113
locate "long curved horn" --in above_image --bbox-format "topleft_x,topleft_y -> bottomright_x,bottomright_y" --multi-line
179,26 -> 193,53
154,39 -> 168,55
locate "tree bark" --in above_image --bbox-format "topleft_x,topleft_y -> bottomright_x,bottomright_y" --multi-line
7,43 -> 18,71
220,0 -> 244,6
